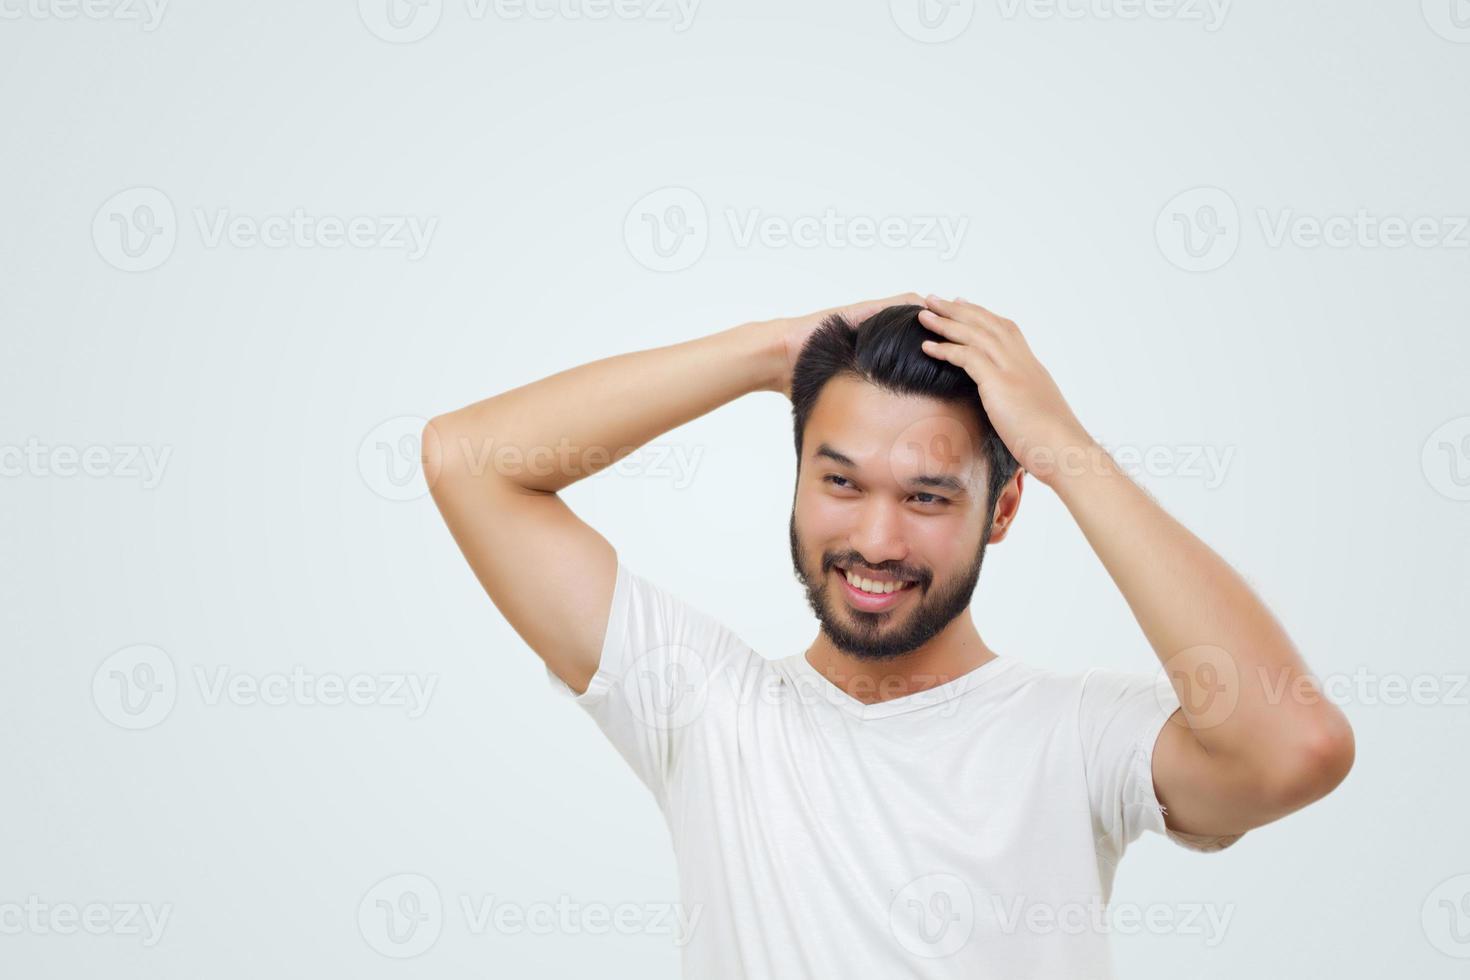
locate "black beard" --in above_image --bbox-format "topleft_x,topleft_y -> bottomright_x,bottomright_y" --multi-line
788,509 -> 990,662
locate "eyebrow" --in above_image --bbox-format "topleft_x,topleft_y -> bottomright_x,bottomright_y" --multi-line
813,443 -> 970,496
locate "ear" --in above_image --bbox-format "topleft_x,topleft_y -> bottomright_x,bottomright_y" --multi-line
987,468 -> 1025,544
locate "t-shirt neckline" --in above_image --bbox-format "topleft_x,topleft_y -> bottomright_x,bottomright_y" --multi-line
782,650 -> 1018,720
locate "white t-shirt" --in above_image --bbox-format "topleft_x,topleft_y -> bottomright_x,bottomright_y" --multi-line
547,559 -> 1244,979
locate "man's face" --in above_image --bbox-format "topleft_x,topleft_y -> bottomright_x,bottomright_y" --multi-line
789,375 -> 998,661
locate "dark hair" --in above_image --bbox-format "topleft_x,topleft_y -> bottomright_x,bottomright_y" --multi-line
790,304 -> 1019,512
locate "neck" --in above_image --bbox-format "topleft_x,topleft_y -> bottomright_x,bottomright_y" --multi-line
804,611 -> 997,705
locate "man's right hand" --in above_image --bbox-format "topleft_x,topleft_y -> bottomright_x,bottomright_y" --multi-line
766,293 -> 925,399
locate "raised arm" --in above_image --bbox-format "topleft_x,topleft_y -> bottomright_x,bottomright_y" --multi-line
423,295 -> 921,694
915,295 -> 1355,839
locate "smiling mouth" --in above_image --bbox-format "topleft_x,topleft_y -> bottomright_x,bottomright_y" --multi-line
831,564 -> 918,610
835,565 -> 916,595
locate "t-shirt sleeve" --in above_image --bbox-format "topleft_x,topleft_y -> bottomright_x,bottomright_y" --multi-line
1078,667 -> 1246,856
545,557 -> 752,810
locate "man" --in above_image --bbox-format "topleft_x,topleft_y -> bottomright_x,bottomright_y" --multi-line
422,294 -> 1354,979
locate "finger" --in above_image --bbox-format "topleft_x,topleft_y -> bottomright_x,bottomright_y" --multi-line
916,307 -> 993,347
919,338 -> 994,374
926,294 -> 1009,334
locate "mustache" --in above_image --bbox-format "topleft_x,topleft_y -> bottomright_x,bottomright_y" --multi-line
825,554 -> 928,586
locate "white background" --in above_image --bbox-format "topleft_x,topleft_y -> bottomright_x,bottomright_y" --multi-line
2,0 -> 1468,976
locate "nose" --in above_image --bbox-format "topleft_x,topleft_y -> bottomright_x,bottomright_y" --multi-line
850,496 -> 908,568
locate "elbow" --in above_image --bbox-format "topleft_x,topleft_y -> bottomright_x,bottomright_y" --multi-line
421,414 -> 462,492
1267,718 -> 1356,811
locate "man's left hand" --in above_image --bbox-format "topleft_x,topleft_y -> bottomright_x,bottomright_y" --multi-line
917,295 -> 1093,487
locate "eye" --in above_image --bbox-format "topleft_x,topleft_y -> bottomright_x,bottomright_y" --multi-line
912,492 -> 948,506
823,474 -> 856,490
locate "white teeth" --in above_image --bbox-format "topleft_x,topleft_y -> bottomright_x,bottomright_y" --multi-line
843,569 -> 910,595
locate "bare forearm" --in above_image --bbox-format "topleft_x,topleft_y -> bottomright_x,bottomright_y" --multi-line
1050,440 -> 1353,787
429,319 -> 783,493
